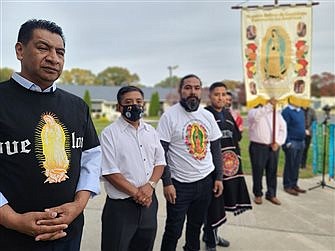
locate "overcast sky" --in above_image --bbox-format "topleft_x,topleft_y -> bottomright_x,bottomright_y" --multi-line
1,0 -> 334,86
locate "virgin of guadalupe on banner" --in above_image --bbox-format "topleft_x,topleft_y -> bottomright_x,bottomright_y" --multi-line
262,27 -> 291,80
241,5 -> 312,108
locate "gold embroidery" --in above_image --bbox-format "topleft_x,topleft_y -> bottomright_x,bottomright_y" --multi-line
35,113 -> 70,183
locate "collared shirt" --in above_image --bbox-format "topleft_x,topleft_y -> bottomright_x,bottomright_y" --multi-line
100,116 -> 166,199
287,104 -> 301,112
12,72 -> 56,92
248,103 -> 287,146
0,73 -> 101,208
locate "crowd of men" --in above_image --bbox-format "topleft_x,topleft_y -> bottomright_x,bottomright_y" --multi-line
0,19 -> 315,251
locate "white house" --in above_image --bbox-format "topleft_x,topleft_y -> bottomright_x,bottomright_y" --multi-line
57,84 -> 178,120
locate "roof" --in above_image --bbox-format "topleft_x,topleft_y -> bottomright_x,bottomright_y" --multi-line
57,84 -> 176,102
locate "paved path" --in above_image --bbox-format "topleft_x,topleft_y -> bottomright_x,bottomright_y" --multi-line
81,175 -> 335,251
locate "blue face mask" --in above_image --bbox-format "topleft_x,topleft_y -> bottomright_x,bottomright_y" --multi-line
121,104 -> 144,122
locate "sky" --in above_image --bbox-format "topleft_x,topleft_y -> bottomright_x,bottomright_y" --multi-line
0,0 -> 334,87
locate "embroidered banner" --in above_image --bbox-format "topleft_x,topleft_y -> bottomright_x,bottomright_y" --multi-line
241,5 -> 312,108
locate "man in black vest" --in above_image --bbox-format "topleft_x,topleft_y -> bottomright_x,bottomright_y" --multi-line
0,19 -> 101,251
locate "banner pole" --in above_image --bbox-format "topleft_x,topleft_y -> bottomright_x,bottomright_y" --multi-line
272,102 -> 276,145
231,2 -> 319,10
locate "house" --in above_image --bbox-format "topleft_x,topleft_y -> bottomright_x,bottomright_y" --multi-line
57,84 -> 178,120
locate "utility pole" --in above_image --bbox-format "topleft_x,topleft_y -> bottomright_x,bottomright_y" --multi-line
167,65 -> 178,78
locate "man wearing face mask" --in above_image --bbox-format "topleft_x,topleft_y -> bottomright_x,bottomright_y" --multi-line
157,74 -> 224,251
100,86 -> 166,251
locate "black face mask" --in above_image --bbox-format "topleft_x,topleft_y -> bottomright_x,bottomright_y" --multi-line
180,96 -> 200,112
121,104 -> 144,122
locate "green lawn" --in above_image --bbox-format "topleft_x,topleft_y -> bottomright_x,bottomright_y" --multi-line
239,130 -> 314,178
93,117 -> 111,135
93,117 -> 314,178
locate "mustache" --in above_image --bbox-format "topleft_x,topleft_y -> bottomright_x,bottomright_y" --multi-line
186,95 -> 199,100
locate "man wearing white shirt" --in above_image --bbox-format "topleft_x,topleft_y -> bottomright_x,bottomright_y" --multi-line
157,74 -> 223,251
0,19 -> 101,251
248,98 -> 287,205
100,86 -> 165,251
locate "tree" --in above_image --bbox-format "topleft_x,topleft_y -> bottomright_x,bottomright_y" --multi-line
83,90 -> 92,112
222,80 -> 245,106
311,74 -> 321,97
58,68 -> 96,85
155,76 -> 180,88
0,67 -> 14,82
95,66 -> 140,86
320,84 -> 335,96
238,83 -> 246,106
311,72 -> 335,97
149,92 -> 160,117
222,79 -> 241,91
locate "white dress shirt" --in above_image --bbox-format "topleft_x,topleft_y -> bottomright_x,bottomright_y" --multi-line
248,103 -> 287,146
100,116 -> 166,199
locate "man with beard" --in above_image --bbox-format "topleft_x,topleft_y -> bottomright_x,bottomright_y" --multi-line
157,74 -> 224,251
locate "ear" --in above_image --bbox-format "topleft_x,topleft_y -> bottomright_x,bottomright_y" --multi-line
15,42 -> 24,61
116,104 -> 122,113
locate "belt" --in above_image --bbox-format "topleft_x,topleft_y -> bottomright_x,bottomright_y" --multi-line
251,141 -> 271,147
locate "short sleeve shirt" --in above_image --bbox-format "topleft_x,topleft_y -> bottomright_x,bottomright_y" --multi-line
100,116 -> 166,199
157,103 -> 222,183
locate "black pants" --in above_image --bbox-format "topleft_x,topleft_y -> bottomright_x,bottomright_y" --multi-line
101,194 -> 158,251
161,175 -> 213,251
249,142 -> 279,198
301,135 -> 311,168
202,227 -> 219,249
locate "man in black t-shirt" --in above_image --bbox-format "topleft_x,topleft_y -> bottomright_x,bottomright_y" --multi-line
0,19 -> 100,251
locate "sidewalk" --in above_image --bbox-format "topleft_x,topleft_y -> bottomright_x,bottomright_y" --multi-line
81,175 -> 335,251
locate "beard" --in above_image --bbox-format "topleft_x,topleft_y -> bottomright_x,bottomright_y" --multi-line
180,96 -> 200,112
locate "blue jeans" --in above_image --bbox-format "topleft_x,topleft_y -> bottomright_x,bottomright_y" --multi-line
283,140 -> 305,189
161,175 -> 213,251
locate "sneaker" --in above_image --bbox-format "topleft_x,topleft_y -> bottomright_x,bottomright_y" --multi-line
217,236 -> 230,247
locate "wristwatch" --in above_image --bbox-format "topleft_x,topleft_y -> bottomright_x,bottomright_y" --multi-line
148,180 -> 157,190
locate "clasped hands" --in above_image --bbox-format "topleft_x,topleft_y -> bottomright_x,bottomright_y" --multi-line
133,183 -> 154,207
15,200 -> 83,242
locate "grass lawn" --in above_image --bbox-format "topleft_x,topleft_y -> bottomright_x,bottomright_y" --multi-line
239,130 -> 314,178
93,117 -> 314,179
